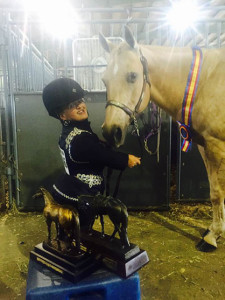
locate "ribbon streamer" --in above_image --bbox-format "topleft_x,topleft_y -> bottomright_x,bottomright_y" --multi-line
177,46 -> 203,152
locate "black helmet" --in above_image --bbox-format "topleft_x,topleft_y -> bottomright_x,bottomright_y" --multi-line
42,78 -> 85,119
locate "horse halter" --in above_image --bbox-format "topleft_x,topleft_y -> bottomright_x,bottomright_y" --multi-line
105,49 -> 151,135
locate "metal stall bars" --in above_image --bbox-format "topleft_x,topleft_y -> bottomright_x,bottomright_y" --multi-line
72,37 -> 122,91
0,25 -> 8,210
0,10 -> 55,208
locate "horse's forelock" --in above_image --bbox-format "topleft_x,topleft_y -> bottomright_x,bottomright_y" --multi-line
117,42 -> 139,54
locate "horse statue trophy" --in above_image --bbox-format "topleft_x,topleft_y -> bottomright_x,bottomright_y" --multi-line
29,187 -> 101,282
77,192 -> 149,278
30,187 -> 149,279
39,187 -> 81,253
99,26 -> 225,253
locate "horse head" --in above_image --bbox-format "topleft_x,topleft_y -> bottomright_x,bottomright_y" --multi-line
99,26 -> 151,147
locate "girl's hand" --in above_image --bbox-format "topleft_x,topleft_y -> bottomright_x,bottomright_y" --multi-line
128,155 -> 141,168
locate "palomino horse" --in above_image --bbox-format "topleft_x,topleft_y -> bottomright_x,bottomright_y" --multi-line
99,26 -> 225,252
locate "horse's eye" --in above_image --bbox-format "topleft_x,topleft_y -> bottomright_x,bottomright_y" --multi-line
127,72 -> 137,83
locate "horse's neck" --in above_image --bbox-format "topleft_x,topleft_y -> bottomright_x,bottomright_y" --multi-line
42,190 -> 55,206
141,45 -> 193,120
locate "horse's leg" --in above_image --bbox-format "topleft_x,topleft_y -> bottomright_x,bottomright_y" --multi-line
108,207 -> 127,245
57,221 -> 65,240
110,221 -> 129,247
74,214 -> 81,252
110,225 -> 119,240
46,218 -> 52,243
197,145 -> 225,251
87,215 -> 96,235
55,221 -> 58,239
55,221 -> 62,250
118,227 -> 130,248
100,215 -> 105,237
197,145 -> 210,240
118,210 -> 130,248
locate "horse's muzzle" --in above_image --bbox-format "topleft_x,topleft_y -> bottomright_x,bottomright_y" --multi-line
102,124 -> 123,147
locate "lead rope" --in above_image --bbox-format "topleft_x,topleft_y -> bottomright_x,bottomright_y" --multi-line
105,116 -> 141,197
112,170 -> 123,198
131,116 -> 144,159
105,167 -> 113,197
144,106 -> 162,162
106,116 -> 141,199
105,167 -> 124,198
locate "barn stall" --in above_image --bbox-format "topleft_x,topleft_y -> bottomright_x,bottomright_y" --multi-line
0,1 -> 225,299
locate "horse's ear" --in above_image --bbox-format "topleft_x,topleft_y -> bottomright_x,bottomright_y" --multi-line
124,25 -> 137,49
99,32 -> 114,53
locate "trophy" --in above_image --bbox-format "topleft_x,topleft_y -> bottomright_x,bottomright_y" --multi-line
30,188 -> 149,282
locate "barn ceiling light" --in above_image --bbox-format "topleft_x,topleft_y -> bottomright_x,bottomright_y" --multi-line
22,0 -> 80,39
166,0 -> 200,33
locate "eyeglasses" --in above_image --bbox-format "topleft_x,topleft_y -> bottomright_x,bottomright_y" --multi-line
67,99 -> 85,110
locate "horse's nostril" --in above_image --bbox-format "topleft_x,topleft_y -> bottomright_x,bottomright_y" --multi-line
102,124 -> 122,147
114,127 -> 122,144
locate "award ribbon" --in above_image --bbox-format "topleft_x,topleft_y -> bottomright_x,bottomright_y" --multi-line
177,47 -> 203,152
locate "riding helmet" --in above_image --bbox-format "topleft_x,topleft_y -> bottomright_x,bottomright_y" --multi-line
42,78 -> 85,119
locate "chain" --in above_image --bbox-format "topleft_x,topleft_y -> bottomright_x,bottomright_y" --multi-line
133,116 -> 140,136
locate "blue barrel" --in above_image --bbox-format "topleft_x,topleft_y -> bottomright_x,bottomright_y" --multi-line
26,259 -> 141,300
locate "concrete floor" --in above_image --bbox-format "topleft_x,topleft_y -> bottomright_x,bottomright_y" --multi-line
0,202 -> 225,300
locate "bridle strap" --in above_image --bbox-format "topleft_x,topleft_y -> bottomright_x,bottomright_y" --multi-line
105,100 -> 134,118
136,50 -> 151,112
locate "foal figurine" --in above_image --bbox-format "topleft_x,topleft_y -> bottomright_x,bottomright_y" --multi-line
34,187 -> 81,253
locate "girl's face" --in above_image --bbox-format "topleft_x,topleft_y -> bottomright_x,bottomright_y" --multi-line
60,100 -> 88,122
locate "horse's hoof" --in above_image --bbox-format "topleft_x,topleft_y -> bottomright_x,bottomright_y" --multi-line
202,229 -> 210,238
196,239 -> 217,252
201,229 -> 221,241
121,243 -> 130,249
47,241 -> 52,246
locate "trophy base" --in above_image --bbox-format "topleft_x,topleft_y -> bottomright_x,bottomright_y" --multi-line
80,229 -> 149,278
30,229 -> 149,281
30,242 -> 101,283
